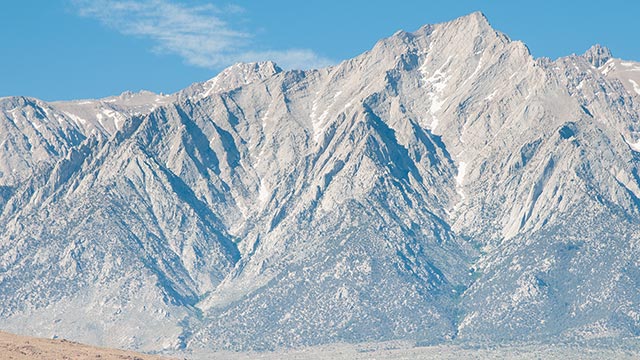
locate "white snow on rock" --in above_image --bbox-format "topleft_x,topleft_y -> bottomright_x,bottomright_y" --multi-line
629,79 -> 640,95
627,139 -> 640,152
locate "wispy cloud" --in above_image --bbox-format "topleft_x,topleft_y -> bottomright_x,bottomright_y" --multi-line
71,0 -> 334,70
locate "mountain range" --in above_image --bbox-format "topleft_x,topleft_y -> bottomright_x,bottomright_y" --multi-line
1,12 -> 640,354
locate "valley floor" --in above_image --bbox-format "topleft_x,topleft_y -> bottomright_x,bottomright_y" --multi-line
2,330 -> 639,360
182,341 -> 640,360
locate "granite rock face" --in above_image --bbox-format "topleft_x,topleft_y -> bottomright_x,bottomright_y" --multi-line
1,12 -> 640,352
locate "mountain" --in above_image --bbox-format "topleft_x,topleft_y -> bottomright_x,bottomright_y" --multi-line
1,11 -> 640,354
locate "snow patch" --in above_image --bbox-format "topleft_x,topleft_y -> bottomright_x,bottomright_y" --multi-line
63,111 -> 87,126
260,100 -> 273,130
456,161 -> 467,202
629,79 -> 640,96
468,58 -> 484,81
258,179 -> 270,204
599,59 -> 615,76
485,90 -> 498,101
420,56 -> 453,131
310,95 -> 320,140
456,162 -> 467,187
311,90 -> 343,143
201,77 -> 220,98
101,108 -> 127,130
627,139 -> 640,152
430,117 -> 440,131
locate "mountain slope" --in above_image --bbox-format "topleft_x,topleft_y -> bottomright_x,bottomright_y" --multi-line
1,12 -> 639,353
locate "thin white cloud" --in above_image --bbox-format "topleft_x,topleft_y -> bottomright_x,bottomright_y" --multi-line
71,0 -> 334,70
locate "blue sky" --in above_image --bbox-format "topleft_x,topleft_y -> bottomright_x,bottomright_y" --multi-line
1,0 -> 638,101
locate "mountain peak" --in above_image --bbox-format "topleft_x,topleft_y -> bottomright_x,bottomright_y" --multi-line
463,11 -> 489,22
228,61 -> 282,76
182,61 -> 283,99
453,11 -> 492,29
583,44 -> 612,67
214,61 -> 283,86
